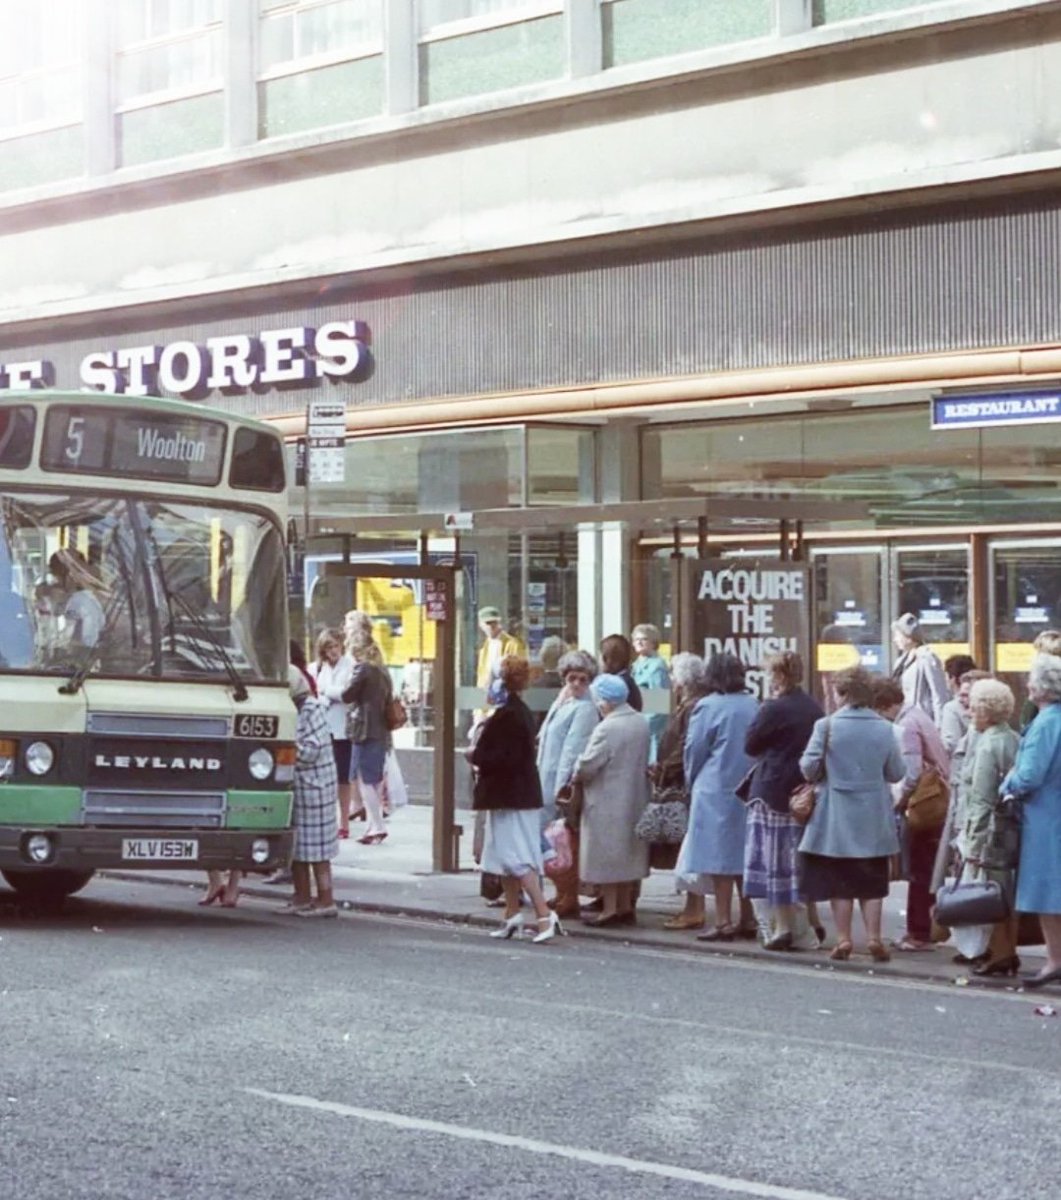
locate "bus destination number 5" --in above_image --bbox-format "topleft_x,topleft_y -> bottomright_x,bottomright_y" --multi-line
65,416 -> 85,462
234,714 -> 278,739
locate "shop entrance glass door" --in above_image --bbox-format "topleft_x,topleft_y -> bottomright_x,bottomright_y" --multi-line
810,547 -> 884,708
893,545 -> 971,665
991,540 -> 1061,712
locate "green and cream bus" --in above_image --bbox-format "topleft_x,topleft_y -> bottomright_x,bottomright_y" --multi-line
0,391 -> 295,903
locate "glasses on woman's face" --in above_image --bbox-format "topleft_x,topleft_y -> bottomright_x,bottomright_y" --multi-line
566,673 -> 589,686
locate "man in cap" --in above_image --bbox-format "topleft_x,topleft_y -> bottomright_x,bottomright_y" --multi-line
476,606 -> 525,690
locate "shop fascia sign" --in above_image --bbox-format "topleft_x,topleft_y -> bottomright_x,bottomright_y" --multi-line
0,320 -> 372,399
932,389 -> 1061,430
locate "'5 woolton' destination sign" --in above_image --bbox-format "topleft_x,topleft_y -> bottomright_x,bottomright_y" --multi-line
0,320 -> 373,399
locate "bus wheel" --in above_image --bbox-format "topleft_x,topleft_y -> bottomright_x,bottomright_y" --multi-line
1,869 -> 96,902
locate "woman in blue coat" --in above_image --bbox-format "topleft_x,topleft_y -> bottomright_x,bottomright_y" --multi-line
674,652 -> 759,941
537,649 -> 599,824
1001,652 -> 1061,989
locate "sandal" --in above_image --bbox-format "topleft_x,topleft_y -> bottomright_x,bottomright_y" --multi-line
829,940 -> 853,961
867,939 -> 892,963
663,914 -> 705,931
696,923 -> 737,943
893,936 -> 933,953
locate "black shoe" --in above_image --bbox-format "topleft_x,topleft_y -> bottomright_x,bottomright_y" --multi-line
953,951 -> 990,966
973,955 -> 1020,978
764,932 -> 794,952
582,897 -> 604,913
813,925 -> 827,944
1022,965 -> 1061,989
583,912 -> 624,928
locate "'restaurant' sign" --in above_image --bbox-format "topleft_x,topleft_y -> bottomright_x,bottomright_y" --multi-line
691,560 -> 810,701
0,319 -> 373,400
932,390 -> 1061,430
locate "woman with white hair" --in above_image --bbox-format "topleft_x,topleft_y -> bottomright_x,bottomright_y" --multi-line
572,674 -> 651,926
959,677 -> 1020,976
631,623 -> 671,759
652,653 -> 707,883
1002,653 -> 1061,988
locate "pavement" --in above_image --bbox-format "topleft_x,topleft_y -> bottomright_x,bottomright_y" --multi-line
100,804 -> 1047,991
2,877 -> 1060,1200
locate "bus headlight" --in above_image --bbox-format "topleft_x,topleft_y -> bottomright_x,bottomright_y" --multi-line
0,739 -> 16,780
25,741 -> 55,776
26,833 -> 54,863
251,838 -> 270,864
248,748 -> 274,781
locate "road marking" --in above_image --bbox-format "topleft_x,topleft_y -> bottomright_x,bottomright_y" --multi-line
246,1087 -> 850,1200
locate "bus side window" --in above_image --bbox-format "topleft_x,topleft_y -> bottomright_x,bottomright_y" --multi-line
0,407 -> 36,469
229,428 -> 286,493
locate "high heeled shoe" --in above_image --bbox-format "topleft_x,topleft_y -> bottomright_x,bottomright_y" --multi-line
198,885 -> 224,907
1021,965 -> 1061,989
973,955 -> 1020,978
532,912 -> 567,944
489,913 -> 525,939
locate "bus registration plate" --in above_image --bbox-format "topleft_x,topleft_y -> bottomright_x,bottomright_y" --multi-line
121,838 -> 199,861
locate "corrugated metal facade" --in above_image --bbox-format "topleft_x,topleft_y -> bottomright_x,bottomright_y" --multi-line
5,188 -> 1061,417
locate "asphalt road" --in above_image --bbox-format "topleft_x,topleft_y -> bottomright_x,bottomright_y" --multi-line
1,876 -> 1059,1200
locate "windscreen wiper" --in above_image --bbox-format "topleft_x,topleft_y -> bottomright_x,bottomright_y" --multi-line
58,586 -> 129,696
165,586 -> 249,703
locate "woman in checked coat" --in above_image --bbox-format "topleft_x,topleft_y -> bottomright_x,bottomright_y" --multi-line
283,667 -> 340,918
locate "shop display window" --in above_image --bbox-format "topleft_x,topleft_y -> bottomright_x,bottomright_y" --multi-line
602,0 -> 773,69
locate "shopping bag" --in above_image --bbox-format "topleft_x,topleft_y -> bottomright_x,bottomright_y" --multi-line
543,818 -> 574,879
383,752 -> 409,809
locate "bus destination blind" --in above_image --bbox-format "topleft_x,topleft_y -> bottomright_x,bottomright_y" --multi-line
41,406 -> 227,485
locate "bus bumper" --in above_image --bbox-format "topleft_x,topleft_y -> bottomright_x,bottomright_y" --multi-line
0,828 -> 294,873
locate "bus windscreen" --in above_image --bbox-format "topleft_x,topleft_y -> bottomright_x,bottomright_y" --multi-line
41,405 -> 227,486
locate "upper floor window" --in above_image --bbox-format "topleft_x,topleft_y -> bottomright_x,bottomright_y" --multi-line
0,0 -> 83,138
418,0 -> 561,37
260,0 -> 384,73
116,0 -> 224,105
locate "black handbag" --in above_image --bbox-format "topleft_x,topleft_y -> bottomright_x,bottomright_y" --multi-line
934,872 -> 1010,928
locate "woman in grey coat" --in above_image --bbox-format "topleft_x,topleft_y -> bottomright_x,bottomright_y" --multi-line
573,674 -> 650,926
799,666 -> 905,962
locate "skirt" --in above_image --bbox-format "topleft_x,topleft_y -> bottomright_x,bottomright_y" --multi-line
350,737 -> 386,785
800,852 -> 890,902
481,809 -> 544,879
292,786 -> 339,863
743,799 -> 803,907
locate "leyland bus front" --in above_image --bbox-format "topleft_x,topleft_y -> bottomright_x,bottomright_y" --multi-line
0,395 -> 295,903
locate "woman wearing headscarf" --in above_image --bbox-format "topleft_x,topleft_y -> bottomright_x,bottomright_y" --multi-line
537,649 -> 599,918
673,652 -> 758,941
890,613 -> 949,724
741,651 -> 824,951
572,674 -> 650,926
799,666 -> 905,962
959,678 -> 1021,977
472,656 -> 559,944
631,623 -> 671,760
282,666 -> 340,917
309,628 -> 355,838
1001,652 -> 1061,989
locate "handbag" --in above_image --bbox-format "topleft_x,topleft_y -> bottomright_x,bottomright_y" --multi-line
634,785 -> 689,844
555,779 -> 584,829
934,868 -> 1010,928
385,695 -> 408,732
789,717 -> 830,826
905,768 -> 949,833
543,818 -> 574,879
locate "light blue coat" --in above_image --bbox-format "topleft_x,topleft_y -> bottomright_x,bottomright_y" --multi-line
632,653 -> 671,761
537,695 -> 598,823
1002,702 -> 1061,914
798,707 -> 905,859
678,691 -> 758,877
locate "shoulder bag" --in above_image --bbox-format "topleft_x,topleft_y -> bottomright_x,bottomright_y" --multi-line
789,718 -> 829,826
905,768 -> 949,834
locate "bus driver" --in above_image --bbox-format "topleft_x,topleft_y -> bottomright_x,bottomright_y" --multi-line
49,548 -> 107,652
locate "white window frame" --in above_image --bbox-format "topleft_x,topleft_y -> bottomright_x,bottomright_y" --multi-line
0,0 -> 83,141
418,1 -> 563,45
257,0 -> 384,84
115,6 -> 224,113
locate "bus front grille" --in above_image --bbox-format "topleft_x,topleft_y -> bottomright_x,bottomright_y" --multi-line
82,790 -> 226,829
